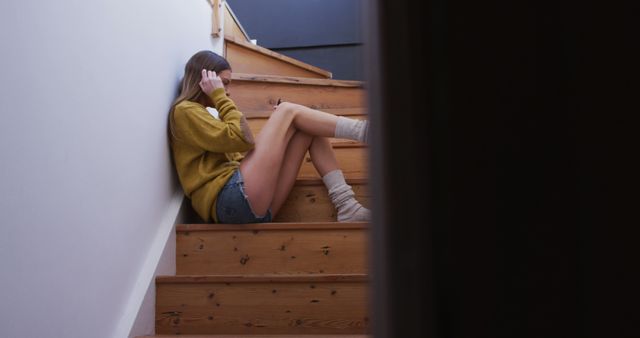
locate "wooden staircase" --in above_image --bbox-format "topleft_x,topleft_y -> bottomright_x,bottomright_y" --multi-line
138,4 -> 370,337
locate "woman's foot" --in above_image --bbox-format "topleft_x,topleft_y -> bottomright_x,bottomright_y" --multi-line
336,199 -> 371,222
322,169 -> 371,222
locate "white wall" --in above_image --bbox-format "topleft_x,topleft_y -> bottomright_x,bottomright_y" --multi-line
0,1 -> 222,337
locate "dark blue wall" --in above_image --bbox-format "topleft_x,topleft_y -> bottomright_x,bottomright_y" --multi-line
226,0 -> 364,80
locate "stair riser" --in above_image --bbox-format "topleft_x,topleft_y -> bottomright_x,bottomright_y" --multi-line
298,147 -> 368,179
275,182 -> 369,223
156,281 -> 369,335
226,42 -> 328,79
177,229 -> 367,275
228,82 -> 364,117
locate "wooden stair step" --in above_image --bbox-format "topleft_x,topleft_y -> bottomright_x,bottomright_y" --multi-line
276,178 -> 368,223
155,274 -> 369,335
176,222 -> 368,275
229,73 -> 365,117
297,145 -> 368,180
225,35 -> 332,79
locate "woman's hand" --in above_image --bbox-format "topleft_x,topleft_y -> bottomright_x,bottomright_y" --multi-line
199,69 -> 225,96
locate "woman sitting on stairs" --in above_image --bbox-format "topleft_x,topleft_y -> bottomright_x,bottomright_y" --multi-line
169,50 -> 370,224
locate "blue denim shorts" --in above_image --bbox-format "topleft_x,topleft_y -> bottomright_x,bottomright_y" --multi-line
216,170 -> 272,224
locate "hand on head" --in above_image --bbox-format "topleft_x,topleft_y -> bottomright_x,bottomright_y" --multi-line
199,69 -> 225,96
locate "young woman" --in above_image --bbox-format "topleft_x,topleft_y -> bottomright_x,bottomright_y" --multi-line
169,50 -> 370,224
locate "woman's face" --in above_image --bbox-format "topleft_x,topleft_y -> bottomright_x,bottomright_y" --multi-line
218,69 -> 232,96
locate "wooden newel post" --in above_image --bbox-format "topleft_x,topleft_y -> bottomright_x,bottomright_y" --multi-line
211,0 -> 222,37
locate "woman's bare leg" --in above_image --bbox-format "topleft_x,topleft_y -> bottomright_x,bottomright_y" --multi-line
239,114 -> 295,217
309,136 -> 369,222
275,102 -> 342,137
269,132 -> 314,216
309,137 -> 340,177
240,102 -> 335,216
284,102 -> 368,143
269,135 -> 341,216
240,102 -> 357,217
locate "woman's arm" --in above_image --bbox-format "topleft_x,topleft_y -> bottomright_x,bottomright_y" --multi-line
210,88 -> 255,146
172,99 -> 254,153
171,69 -> 255,153
238,115 -> 255,145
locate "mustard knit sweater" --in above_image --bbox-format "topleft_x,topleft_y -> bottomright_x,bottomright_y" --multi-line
170,88 -> 254,222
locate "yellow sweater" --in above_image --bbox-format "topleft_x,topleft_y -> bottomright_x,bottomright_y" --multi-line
170,88 -> 254,222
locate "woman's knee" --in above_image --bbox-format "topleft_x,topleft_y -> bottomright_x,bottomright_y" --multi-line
273,102 -> 293,116
273,102 -> 304,118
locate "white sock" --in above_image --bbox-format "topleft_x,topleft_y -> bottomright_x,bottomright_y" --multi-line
321,169 -> 371,222
335,116 -> 369,143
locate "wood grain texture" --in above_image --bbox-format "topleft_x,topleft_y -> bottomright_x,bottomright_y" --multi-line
297,146 -> 368,179
176,226 -> 368,275
223,3 -> 250,42
228,81 -> 364,117
211,0 -> 221,37
157,274 -> 368,284
225,36 -> 331,79
156,275 -> 369,335
274,179 -> 369,223
232,73 -> 362,87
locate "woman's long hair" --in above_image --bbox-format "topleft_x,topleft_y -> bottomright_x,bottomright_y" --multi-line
169,50 -> 231,140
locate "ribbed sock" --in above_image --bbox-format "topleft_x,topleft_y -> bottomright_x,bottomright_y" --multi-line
321,169 -> 371,222
334,116 -> 369,143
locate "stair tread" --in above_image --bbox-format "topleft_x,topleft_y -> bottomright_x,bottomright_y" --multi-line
225,35 -> 332,78
177,221 -> 368,232
231,73 -> 363,87
157,273 -> 368,284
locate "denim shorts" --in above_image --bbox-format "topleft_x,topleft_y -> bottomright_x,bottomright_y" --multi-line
216,169 -> 272,224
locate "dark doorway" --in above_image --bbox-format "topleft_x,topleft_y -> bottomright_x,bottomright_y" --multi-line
364,1 -> 640,337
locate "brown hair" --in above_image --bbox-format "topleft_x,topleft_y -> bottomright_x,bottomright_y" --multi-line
169,50 -> 231,139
